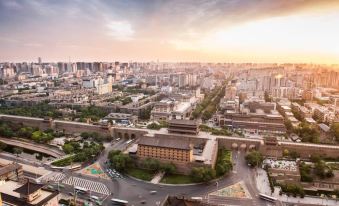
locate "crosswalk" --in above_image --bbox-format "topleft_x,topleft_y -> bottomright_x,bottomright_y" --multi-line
39,172 -> 66,183
206,195 -> 252,206
62,176 -> 110,195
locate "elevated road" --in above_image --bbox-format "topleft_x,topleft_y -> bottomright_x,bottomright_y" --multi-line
0,137 -> 64,158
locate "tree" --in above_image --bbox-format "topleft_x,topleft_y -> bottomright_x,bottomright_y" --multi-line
0,79 -> 8,85
140,108 -> 152,120
314,160 -> 333,179
334,189 -> 339,198
289,151 -> 300,159
108,150 -> 122,159
111,154 -> 132,172
31,130 -> 54,143
280,183 -> 305,198
284,120 -> 293,134
291,107 -> 303,121
190,167 -> 216,182
147,123 -> 162,130
121,97 -> 132,105
31,130 -> 43,142
62,144 -> 74,154
330,123 -> 339,142
108,150 -> 132,172
160,163 -> 176,174
143,158 -> 160,171
17,127 -> 34,138
0,123 -> 14,138
215,149 -> 233,176
296,122 -> 320,143
283,149 -> 289,157
245,151 -> 263,167
0,141 -> 7,151
264,91 -> 272,102
299,162 -> 313,182
13,147 -> 23,157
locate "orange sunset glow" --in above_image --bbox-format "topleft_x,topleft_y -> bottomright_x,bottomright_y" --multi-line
0,0 -> 339,63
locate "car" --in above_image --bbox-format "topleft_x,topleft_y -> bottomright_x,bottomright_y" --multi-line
140,200 -> 146,204
68,192 -> 74,196
149,191 -> 157,195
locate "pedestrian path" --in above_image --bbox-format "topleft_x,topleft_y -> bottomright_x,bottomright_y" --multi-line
62,176 -> 110,195
150,171 -> 164,184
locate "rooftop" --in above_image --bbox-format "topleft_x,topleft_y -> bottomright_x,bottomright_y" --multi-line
0,163 -> 22,176
138,136 -> 191,150
14,181 -> 43,195
168,119 -> 198,126
0,180 -> 59,206
264,159 -> 298,172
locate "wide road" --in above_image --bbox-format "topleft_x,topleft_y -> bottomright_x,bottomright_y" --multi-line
92,140 -> 275,206
42,139 -> 277,206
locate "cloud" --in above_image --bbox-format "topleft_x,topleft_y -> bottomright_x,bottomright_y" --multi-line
0,36 -> 19,43
24,43 -> 43,47
106,21 -> 135,41
0,0 -> 339,63
1,0 -> 22,10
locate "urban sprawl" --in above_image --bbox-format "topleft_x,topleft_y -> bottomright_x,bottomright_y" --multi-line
0,61 -> 339,206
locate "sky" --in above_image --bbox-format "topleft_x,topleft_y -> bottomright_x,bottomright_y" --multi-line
0,0 -> 339,63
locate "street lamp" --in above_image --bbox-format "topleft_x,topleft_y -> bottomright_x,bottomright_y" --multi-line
216,181 -> 219,196
74,190 -> 81,206
101,194 -> 110,204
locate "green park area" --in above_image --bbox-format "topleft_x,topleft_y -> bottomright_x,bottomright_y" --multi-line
52,139 -> 104,167
126,167 -> 155,181
51,156 -> 75,167
160,174 -> 194,184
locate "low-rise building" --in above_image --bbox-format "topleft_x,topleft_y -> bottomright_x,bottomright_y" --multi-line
137,136 -> 193,163
151,99 -> 175,122
0,163 -> 23,181
0,180 -> 59,206
215,112 -> 286,135
103,112 -> 138,125
167,119 -> 199,135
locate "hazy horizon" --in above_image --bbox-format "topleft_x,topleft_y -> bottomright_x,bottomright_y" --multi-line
1,0 -> 339,64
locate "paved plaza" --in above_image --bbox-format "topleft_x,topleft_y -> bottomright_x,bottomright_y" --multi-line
209,181 -> 252,199
78,162 -> 109,179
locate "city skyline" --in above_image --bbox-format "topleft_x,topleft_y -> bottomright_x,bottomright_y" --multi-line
1,0 -> 339,64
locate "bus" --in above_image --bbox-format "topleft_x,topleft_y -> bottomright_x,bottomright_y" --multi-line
259,193 -> 277,202
74,186 -> 89,194
111,198 -> 128,205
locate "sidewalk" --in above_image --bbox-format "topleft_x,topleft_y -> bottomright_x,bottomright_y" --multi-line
150,171 -> 165,184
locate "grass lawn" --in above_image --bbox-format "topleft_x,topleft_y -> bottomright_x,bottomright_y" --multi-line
126,167 -> 154,181
160,174 -> 195,184
51,156 -> 75,167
